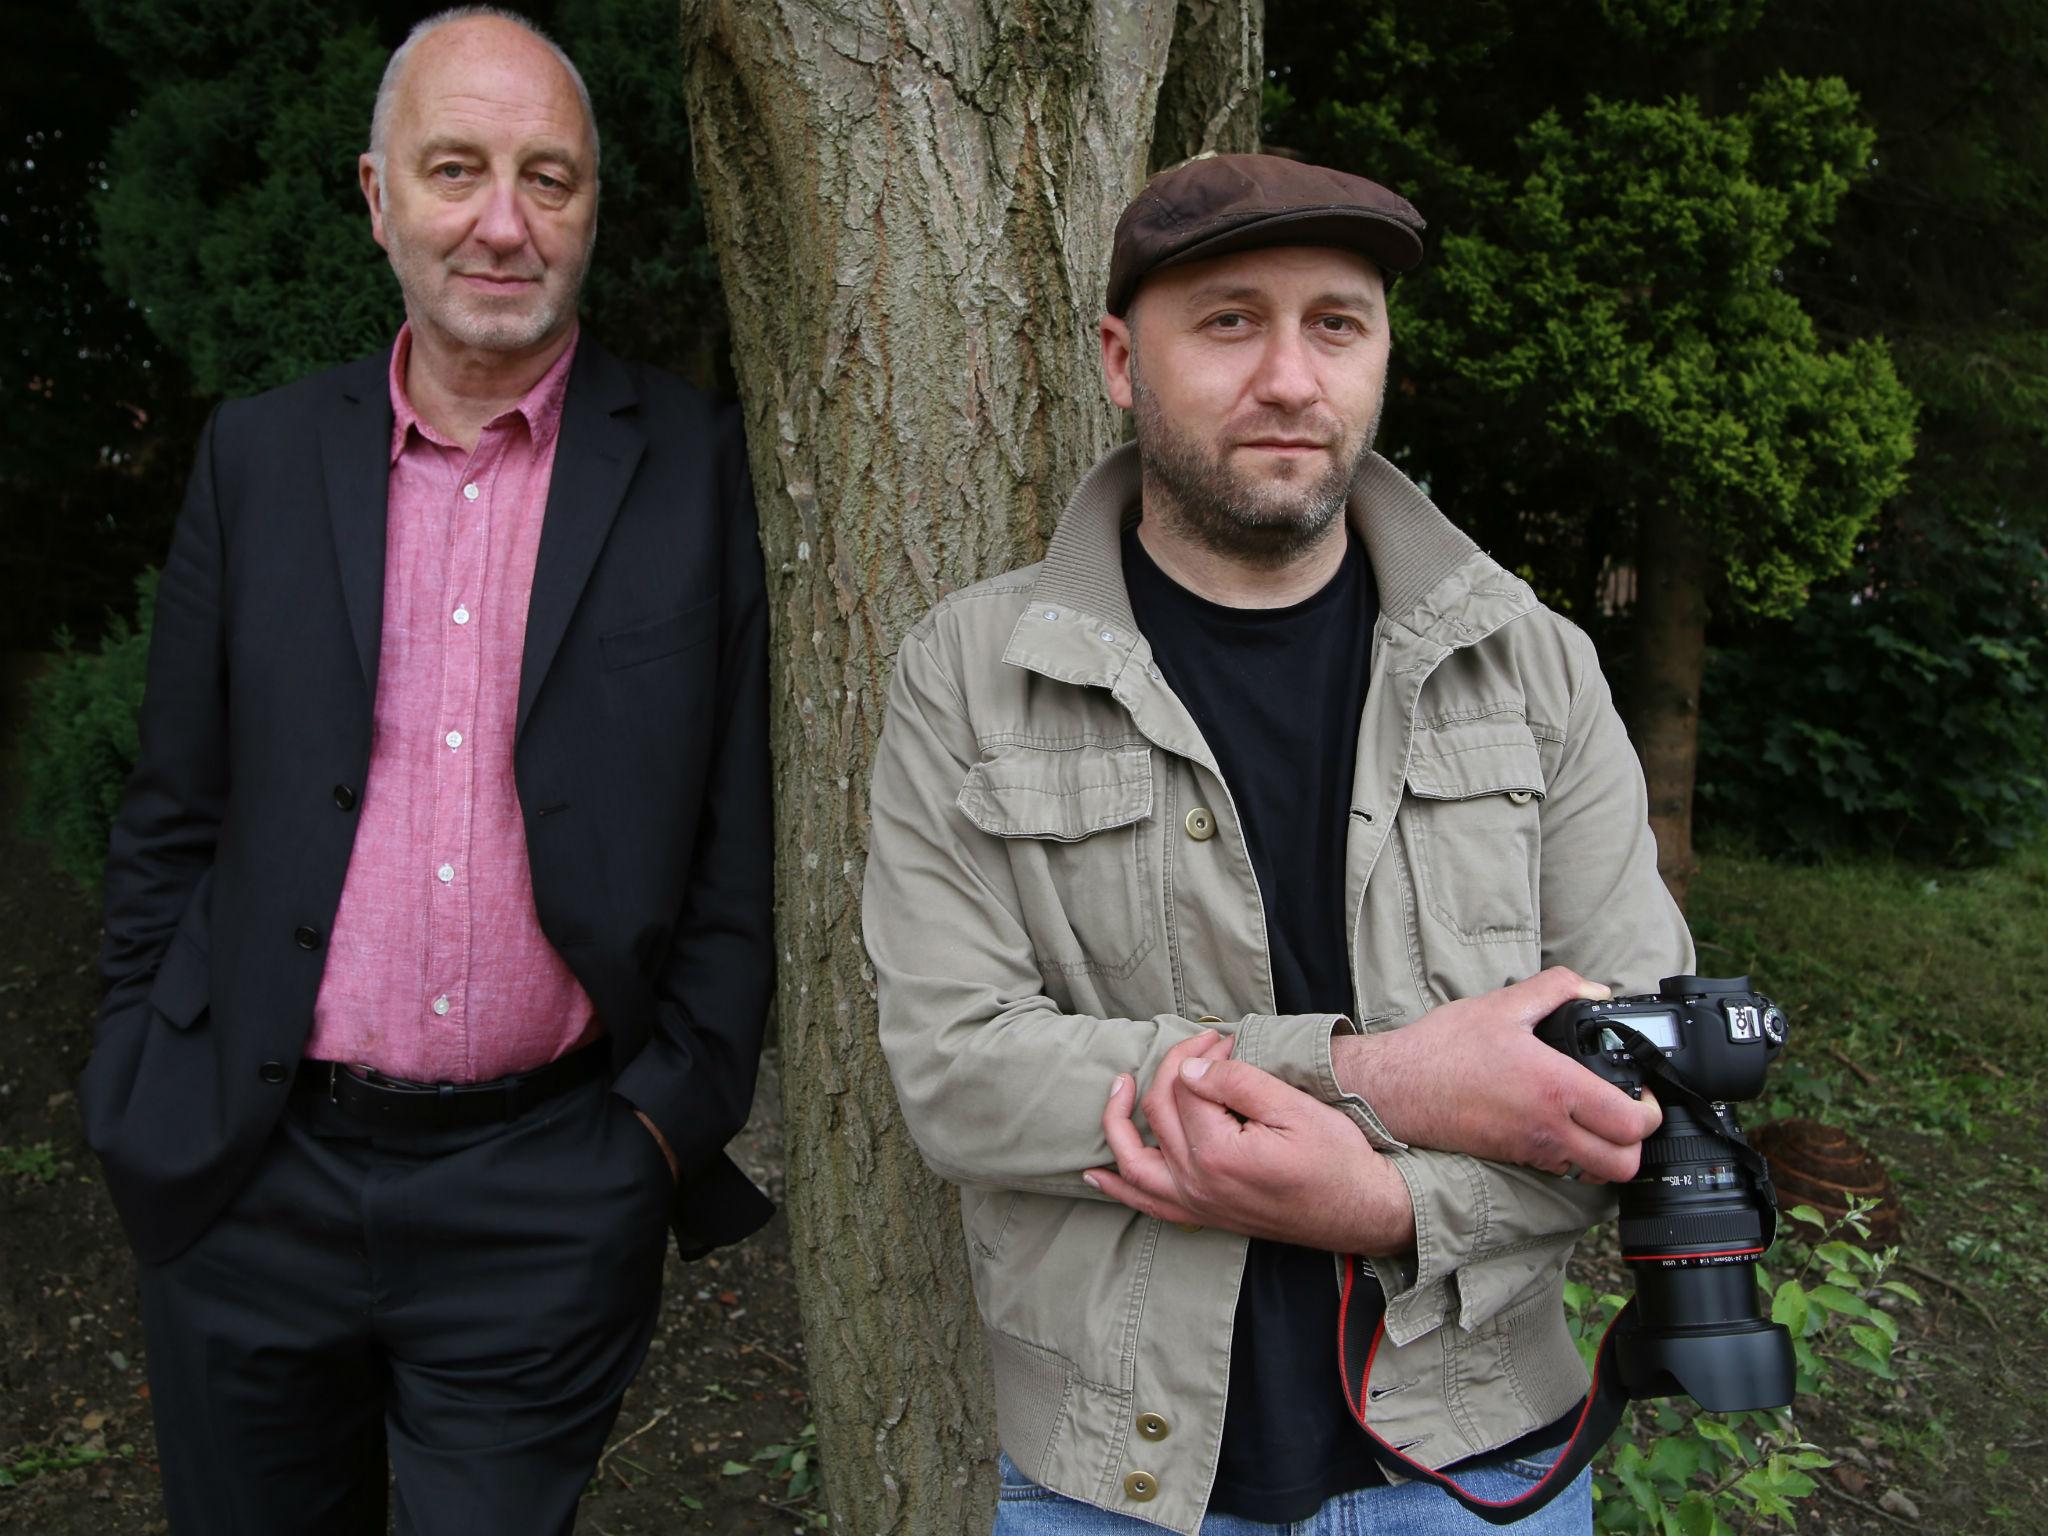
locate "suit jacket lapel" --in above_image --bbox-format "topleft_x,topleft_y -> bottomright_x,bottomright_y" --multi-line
518,337 -> 645,737
320,355 -> 396,700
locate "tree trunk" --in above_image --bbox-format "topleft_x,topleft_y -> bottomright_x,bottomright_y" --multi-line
681,5 -> 1259,1530
1630,502 -> 1709,910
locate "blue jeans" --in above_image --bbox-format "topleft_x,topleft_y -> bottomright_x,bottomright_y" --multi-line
991,1444 -> 1591,1534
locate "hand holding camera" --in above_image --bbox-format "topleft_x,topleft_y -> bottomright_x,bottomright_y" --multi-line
1329,966 -> 1664,1181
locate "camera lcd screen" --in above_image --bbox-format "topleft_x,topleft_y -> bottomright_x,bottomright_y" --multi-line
1623,1010 -> 1681,1049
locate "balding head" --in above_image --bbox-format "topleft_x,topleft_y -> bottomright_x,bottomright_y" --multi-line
368,7 -> 599,206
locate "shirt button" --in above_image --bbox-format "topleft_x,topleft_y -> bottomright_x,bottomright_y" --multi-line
293,925 -> 321,950
1122,1471 -> 1159,1502
1185,807 -> 1216,841
1136,1412 -> 1170,1441
445,730 -> 462,750
432,995 -> 450,1016
452,606 -> 471,625
437,863 -> 455,883
462,482 -> 479,501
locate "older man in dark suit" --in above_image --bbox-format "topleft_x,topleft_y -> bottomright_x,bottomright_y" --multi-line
77,10 -> 773,1532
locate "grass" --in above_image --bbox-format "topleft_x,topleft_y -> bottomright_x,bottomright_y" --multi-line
1676,837 -> 2048,1531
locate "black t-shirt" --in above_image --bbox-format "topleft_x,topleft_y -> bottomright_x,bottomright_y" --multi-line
1122,523 -> 1579,1518
1122,523 -> 1388,1518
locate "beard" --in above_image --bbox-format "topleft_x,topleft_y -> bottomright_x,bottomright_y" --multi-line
1131,363 -> 1380,569
387,220 -> 592,355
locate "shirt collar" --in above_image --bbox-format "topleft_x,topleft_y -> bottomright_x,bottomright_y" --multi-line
386,321 -> 580,465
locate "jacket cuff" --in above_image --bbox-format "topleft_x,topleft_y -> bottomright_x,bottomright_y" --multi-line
1234,1012 -> 1408,1151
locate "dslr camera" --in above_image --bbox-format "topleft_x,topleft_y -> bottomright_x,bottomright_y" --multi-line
1536,975 -> 1796,1412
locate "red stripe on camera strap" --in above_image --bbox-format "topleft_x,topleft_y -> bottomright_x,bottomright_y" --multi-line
1337,1256 -> 1638,1526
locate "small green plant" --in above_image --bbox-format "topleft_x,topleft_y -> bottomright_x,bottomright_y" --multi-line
0,1442 -> 133,1488
0,1141 -> 60,1183
753,1420 -> 821,1500
1568,1195 -> 1925,1533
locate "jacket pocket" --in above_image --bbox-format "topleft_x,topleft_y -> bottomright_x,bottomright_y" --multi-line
601,597 -> 718,671
1401,721 -> 1545,943
956,744 -> 1156,978
964,1185 -> 1021,1259
147,933 -> 211,1031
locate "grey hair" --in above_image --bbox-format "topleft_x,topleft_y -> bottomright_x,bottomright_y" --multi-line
367,6 -> 600,206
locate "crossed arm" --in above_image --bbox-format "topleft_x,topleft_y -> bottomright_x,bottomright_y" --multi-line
1082,967 -> 1663,1255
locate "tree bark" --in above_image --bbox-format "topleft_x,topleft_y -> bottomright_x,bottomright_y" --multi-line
681,4 -> 1258,1530
1630,502 -> 1709,910
1150,0 -> 1263,170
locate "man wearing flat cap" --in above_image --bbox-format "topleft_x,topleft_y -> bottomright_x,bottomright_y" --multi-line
864,153 -> 1693,1532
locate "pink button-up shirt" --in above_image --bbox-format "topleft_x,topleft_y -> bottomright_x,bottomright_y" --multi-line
308,325 -> 600,1081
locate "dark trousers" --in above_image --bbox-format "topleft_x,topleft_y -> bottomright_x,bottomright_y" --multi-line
136,1072 -> 672,1536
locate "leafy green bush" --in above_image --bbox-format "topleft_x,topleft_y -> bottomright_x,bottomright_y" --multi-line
1700,512 -> 2048,862
1572,1197 -> 1923,1533
17,569 -> 155,892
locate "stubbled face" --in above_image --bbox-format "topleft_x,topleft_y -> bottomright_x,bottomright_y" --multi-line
1102,246 -> 1390,566
360,17 -> 597,356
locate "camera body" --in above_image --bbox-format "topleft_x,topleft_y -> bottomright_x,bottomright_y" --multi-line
1535,975 -> 1787,1105
1536,974 -> 1795,1412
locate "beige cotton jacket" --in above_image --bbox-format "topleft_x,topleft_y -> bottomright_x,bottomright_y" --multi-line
863,442 -> 1693,1533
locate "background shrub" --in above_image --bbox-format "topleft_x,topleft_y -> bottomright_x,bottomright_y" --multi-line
18,570 -> 155,892
1699,511 -> 2048,862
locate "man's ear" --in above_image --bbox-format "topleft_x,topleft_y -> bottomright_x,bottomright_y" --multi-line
359,154 -> 389,252
1100,313 -> 1136,411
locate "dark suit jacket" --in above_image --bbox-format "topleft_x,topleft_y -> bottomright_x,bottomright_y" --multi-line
80,334 -> 776,1266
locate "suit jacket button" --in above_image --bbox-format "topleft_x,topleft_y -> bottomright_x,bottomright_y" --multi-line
258,1061 -> 289,1084
333,784 -> 357,811
1122,1470 -> 1158,1501
294,925 -> 322,950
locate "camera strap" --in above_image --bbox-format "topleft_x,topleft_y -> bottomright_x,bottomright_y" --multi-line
1337,1258 -> 1640,1524
1334,1024 -> 1781,1523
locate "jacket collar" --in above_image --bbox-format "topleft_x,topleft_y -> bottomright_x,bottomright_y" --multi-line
1004,442 -> 1538,684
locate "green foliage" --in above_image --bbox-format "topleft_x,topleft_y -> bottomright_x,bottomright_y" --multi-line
85,0 -> 723,397
17,571 -> 155,893
1701,511 -> 2048,860
1408,75 -> 1915,619
1567,1198 -> 1922,1532
88,0 -> 392,396
0,1141 -> 60,1183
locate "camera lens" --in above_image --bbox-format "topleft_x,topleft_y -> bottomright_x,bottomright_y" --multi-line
1615,1104 -> 1795,1411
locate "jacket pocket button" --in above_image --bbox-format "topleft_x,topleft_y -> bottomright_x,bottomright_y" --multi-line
1506,789 -> 1534,805
1136,1411 -> 1170,1441
1195,1015 -> 1222,1024
1123,1470 -> 1158,1501
1184,807 -> 1216,841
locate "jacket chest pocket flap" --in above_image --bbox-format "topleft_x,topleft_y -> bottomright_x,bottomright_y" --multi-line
601,596 -> 718,671
956,744 -> 1157,979
1402,720 -> 1546,943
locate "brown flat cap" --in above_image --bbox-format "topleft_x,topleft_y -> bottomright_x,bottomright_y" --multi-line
1107,153 -> 1426,315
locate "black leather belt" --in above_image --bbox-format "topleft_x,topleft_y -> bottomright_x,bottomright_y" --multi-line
296,1042 -> 607,1128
